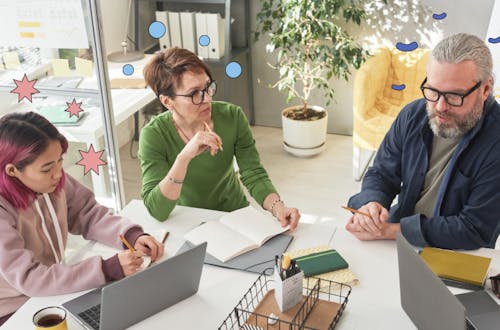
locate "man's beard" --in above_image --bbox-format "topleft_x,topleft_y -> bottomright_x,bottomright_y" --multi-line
427,95 -> 484,138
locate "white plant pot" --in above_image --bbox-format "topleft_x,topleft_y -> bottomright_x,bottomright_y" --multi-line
281,105 -> 328,157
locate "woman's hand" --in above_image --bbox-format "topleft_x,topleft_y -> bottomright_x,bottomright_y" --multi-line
134,235 -> 164,262
274,203 -> 301,230
181,131 -> 222,159
117,250 -> 145,276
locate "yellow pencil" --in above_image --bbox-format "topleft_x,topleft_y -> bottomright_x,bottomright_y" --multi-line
341,205 -> 371,218
119,235 -> 135,252
204,121 -> 223,151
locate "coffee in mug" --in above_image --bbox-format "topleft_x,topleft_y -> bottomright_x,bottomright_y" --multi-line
33,306 -> 67,330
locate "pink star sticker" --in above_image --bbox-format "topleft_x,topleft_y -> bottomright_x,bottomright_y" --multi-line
65,98 -> 84,118
10,73 -> 40,103
76,144 -> 107,175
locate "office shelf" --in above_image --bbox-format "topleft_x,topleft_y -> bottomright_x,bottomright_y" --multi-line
153,0 -> 255,123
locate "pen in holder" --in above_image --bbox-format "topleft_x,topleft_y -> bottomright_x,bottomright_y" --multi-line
274,255 -> 304,312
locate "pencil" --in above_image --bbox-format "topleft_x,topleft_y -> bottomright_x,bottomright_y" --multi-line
119,235 -> 135,252
341,206 -> 371,218
203,121 -> 223,151
161,231 -> 170,244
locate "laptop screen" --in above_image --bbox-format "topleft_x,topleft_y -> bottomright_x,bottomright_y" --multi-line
396,233 -> 467,330
64,242 -> 207,330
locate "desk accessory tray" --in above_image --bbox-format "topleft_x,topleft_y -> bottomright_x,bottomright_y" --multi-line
218,269 -> 351,330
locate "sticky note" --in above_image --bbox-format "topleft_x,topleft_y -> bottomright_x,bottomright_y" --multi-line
3,52 -> 21,69
75,57 -> 93,77
52,59 -> 71,76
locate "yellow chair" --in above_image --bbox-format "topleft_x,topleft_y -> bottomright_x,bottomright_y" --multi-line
352,47 -> 430,180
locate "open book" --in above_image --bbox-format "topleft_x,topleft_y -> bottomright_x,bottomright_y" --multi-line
184,206 -> 288,262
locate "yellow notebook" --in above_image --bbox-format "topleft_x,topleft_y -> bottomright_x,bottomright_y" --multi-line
420,247 -> 491,287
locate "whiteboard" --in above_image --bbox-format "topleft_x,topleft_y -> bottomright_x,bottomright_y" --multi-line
0,0 -> 89,48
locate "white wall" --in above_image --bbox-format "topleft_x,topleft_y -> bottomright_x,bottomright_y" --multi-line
249,0 -> 495,135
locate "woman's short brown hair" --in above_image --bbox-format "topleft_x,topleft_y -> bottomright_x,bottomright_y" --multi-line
143,47 -> 213,97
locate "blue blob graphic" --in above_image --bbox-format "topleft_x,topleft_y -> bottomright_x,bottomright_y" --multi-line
432,12 -> 447,20
396,41 -> 419,52
122,64 -> 134,76
391,84 -> 406,91
225,62 -> 242,79
488,36 -> 500,44
149,21 -> 166,39
199,35 -> 210,47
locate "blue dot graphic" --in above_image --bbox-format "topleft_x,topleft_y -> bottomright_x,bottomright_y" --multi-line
149,21 -> 166,39
225,62 -> 242,79
199,35 -> 210,47
122,64 -> 134,76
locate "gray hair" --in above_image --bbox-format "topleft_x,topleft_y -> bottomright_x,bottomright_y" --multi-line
431,33 -> 493,84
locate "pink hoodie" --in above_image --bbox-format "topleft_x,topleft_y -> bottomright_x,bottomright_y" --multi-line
0,174 -> 142,317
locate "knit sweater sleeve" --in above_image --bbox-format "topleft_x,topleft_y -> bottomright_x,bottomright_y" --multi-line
138,115 -> 178,221
233,106 -> 277,205
65,175 -> 143,248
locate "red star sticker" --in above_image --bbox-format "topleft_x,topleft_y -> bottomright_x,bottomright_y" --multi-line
76,144 -> 107,175
66,98 -> 84,118
10,74 -> 40,103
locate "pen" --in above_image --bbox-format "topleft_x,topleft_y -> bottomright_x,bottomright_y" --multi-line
161,231 -> 170,244
341,205 -> 371,218
203,121 -> 223,151
119,235 -> 135,252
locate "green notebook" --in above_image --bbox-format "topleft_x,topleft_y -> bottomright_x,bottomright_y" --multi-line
294,249 -> 348,277
38,106 -> 85,126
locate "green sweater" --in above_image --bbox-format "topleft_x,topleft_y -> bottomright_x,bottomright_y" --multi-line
138,101 -> 277,221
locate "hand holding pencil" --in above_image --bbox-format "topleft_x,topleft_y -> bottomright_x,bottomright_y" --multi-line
342,202 -> 389,236
118,235 -> 145,276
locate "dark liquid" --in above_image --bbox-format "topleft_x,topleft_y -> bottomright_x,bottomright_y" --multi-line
37,314 -> 64,327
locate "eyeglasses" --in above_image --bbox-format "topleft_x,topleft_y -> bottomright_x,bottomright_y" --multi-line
172,80 -> 217,105
420,77 -> 482,107
490,273 -> 500,299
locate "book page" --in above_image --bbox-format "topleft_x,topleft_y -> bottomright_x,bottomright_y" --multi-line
220,206 -> 288,246
184,221 -> 256,262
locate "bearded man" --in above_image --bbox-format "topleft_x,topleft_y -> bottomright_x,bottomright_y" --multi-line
346,33 -> 500,249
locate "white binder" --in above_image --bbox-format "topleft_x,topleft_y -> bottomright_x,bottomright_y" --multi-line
180,12 -> 197,54
168,11 -> 183,48
195,12 -> 209,59
155,11 -> 171,50
206,13 -> 225,59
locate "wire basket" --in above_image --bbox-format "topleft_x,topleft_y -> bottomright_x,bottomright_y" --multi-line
219,269 -> 351,330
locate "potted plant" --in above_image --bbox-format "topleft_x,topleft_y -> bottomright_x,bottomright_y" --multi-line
254,0 -> 369,156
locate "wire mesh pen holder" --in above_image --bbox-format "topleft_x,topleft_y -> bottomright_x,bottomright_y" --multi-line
218,268 -> 352,330
274,264 -> 304,312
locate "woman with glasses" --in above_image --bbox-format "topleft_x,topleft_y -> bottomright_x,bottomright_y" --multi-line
140,47 -> 300,228
345,33 -> 500,250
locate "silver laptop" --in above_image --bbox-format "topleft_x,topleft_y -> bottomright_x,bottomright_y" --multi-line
396,233 -> 500,330
63,242 -> 207,330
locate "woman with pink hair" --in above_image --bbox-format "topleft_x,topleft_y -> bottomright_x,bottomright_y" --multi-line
0,112 -> 163,325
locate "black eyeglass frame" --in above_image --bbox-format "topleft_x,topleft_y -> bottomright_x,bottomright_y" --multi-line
419,77 -> 482,107
171,80 -> 217,105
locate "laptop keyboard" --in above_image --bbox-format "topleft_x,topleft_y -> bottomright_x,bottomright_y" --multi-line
78,304 -> 101,330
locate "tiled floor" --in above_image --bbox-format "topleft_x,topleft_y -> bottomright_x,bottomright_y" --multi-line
120,126 -> 362,223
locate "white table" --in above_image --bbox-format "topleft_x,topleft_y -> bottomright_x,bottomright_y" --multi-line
4,200 -> 499,329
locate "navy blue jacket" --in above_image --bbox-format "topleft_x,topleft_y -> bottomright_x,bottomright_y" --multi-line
349,97 -> 500,249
